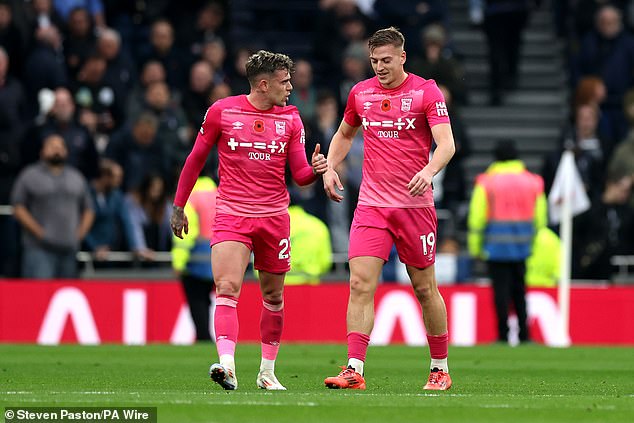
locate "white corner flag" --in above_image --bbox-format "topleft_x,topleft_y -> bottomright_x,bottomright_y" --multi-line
548,150 -> 590,224
547,150 -> 591,347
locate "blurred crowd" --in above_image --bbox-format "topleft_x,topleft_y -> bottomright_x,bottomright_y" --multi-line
0,0 -> 633,280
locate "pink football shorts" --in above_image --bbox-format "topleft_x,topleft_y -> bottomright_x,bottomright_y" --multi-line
348,205 -> 438,268
211,212 -> 291,273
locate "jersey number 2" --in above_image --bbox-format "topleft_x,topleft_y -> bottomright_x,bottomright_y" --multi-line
278,238 -> 290,260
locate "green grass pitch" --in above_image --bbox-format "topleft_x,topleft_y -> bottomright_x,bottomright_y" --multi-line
1,344 -> 633,422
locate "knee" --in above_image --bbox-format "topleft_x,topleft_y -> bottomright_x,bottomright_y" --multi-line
349,274 -> 374,299
215,279 -> 240,297
413,283 -> 435,303
261,288 -> 283,305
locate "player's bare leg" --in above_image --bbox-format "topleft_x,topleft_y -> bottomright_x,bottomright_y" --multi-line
256,270 -> 287,390
209,241 -> 251,390
408,264 -> 452,390
325,256 -> 382,389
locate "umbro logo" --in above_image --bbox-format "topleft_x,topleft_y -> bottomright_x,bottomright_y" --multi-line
363,101 -> 372,110
232,121 -> 244,130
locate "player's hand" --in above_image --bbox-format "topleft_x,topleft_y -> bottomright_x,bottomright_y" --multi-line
323,168 -> 344,202
407,166 -> 434,196
170,206 -> 189,239
311,144 -> 328,175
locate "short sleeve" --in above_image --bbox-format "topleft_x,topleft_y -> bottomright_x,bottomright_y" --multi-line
423,82 -> 451,128
343,85 -> 362,128
10,170 -> 28,206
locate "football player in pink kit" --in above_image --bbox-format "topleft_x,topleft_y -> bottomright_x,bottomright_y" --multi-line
170,50 -> 327,391
323,27 -> 456,391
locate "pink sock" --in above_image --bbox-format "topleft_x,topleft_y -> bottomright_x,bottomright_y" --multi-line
260,300 -> 284,360
214,295 -> 239,357
347,332 -> 370,361
427,332 -> 449,359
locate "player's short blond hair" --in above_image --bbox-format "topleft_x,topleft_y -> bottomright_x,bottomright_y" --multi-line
368,27 -> 405,52
245,50 -> 294,86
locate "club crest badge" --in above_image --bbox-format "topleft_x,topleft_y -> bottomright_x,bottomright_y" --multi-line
401,98 -> 412,112
275,121 -> 286,135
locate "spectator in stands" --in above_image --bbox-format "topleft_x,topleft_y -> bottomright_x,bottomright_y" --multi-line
0,45 -> 25,277
27,0 -> 64,38
409,24 -> 467,106
200,36 -> 228,86
0,46 -> 26,203
84,158 -> 153,262
311,90 -> 349,255
126,60 -> 167,117
573,76 -> 614,144
177,0 -> 227,58
97,27 -> 136,95
105,112 -> 170,191
608,88 -> 634,206
171,173 -> 217,341
182,60 -> 214,129
53,0 -> 105,28
285,193 -> 333,285
63,7 -> 96,80
338,41 -> 371,108
11,134 -> 94,278
573,173 -> 634,280
288,59 -> 318,121
209,82 -> 231,103
477,0 -> 532,106
135,81 -> 190,180
102,0 -> 168,61
314,0 -> 372,77
374,0 -> 447,55
126,172 -> 172,253
542,103 -> 607,203
575,5 -> 634,141
23,24 -> 67,117
72,54 -> 125,137
227,46 -> 251,95
0,0 -> 27,78
468,139 -> 546,343
23,87 -> 99,179
139,19 -> 190,91
571,0 -> 628,40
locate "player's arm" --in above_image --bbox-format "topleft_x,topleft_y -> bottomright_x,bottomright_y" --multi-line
287,115 -> 326,185
323,120 -> 359,202
171,106 -> 219,239
407,123 -> 456,197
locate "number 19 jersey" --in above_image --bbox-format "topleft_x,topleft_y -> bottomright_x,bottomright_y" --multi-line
343,73 -> 451,208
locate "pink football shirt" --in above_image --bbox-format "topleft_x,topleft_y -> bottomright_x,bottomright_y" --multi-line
197,95 -> 308,216
343,73 -> 451,208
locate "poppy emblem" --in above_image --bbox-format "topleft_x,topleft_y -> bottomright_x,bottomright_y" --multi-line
381,99 -> 391,112
253,119 -> 265,133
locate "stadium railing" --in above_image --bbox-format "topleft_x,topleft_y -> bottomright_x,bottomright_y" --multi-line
8,204 -> 631,282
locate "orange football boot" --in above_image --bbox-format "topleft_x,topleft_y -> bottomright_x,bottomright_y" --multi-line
423,369 -> 452,391
324,366 -> 366,390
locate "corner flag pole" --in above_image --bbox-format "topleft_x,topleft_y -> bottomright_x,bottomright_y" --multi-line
557,152 -> 572,343
548,150 -> 589,347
